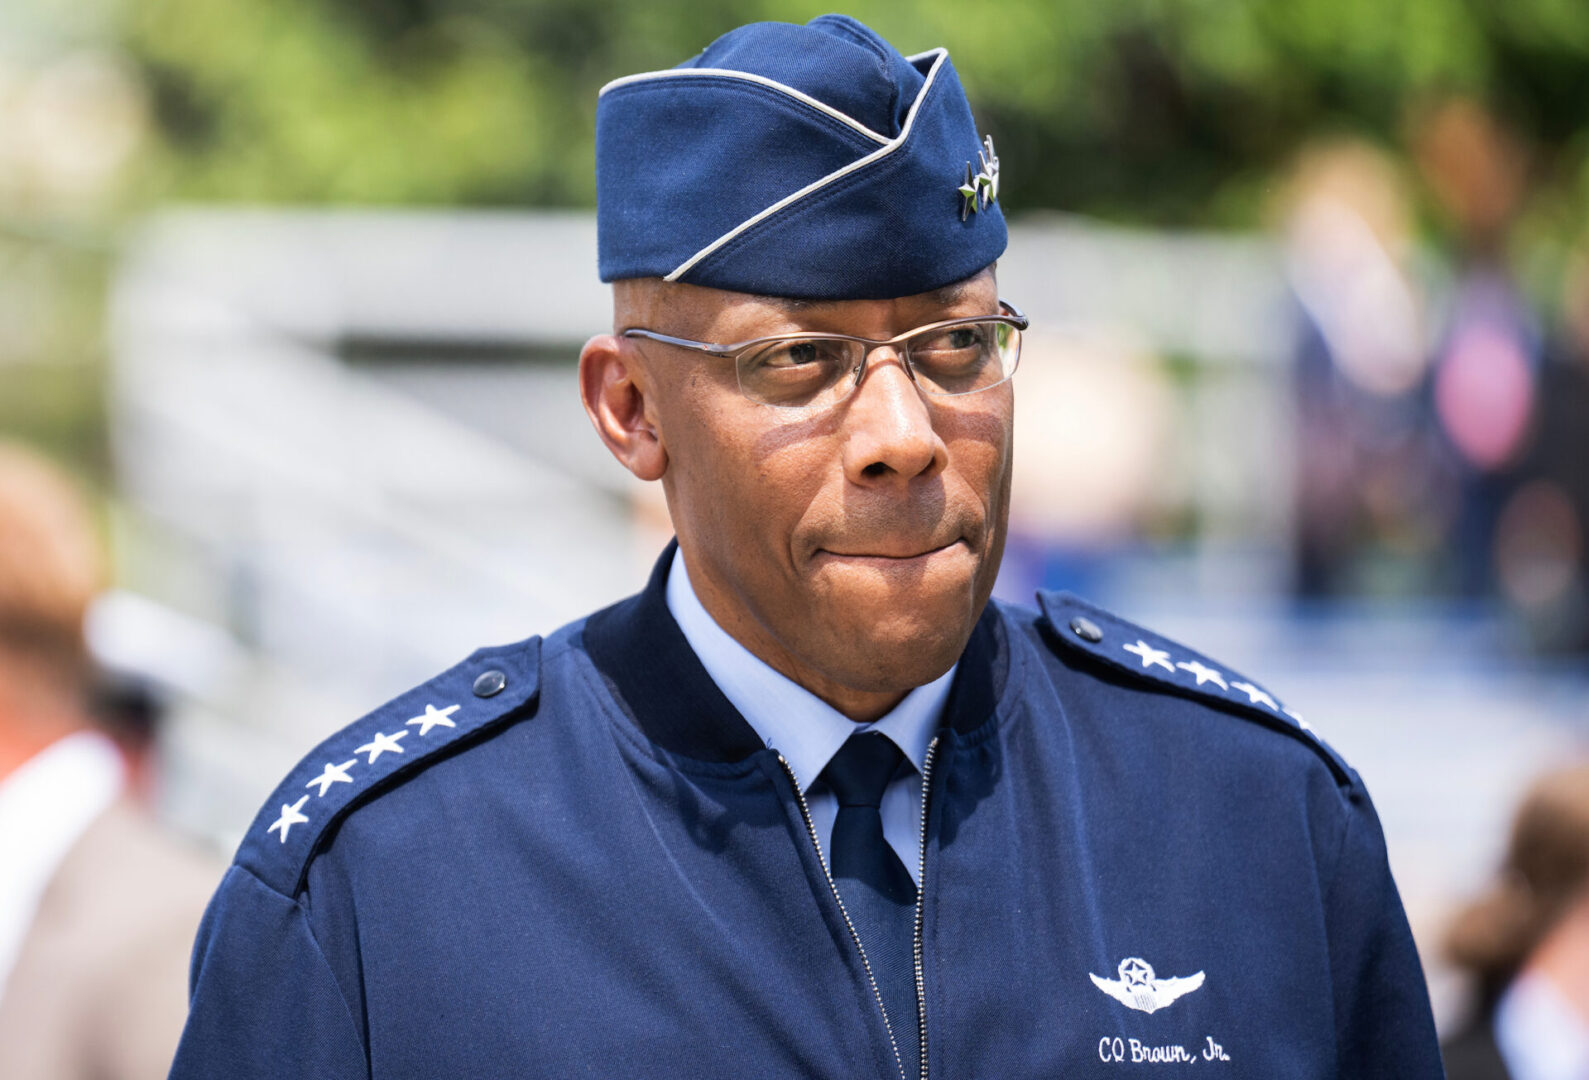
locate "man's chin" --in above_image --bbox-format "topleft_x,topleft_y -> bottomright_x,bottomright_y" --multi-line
797,586 -> 984,693
808,539 -> 980,593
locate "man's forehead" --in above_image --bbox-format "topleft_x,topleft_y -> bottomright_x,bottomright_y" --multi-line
615,269 -> 995,332
764,275 -> 990,314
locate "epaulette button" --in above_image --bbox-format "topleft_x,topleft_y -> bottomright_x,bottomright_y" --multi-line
1069,616 -> 1103,643
473,669 -> 507,698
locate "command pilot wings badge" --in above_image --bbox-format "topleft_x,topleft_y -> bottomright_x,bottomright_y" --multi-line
1090,957 -> 1205,1014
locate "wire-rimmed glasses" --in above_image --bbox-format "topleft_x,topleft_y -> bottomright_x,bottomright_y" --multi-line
621,299 -> 1027,409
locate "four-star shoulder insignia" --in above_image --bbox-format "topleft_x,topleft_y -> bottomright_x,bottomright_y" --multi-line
1034,590 -> 1353,783
237,635 -> 544,896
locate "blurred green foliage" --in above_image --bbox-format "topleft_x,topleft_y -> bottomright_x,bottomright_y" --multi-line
8,0 -> 1589,483
116,0 -> 1589,231
0,224 -> 112,483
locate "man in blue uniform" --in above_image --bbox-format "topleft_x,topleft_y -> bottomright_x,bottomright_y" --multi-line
169,14 -> 1445,1079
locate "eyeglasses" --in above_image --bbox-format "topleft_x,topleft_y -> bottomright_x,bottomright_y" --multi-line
621,299 -> 1027,409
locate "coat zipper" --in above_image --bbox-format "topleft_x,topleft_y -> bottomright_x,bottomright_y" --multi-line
776,754 -> 908,1080
913,736 -> 940,1080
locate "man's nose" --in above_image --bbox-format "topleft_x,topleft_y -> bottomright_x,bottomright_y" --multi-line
839,349 -> 948,483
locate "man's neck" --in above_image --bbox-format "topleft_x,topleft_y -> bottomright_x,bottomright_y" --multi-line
681,564 -> 910,724
665,545 -> 954,797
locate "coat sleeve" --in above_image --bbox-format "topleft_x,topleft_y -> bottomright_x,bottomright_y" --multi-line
1324,784 -> 1445,1079
168,865 -> 368,1080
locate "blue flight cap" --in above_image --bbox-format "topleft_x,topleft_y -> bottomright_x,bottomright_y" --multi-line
595,14 -> 1007,300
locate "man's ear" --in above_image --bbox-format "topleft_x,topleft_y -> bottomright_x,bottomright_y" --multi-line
579,334 -> 667,482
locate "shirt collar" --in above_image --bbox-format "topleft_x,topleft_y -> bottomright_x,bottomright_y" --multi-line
665,546 -> 954,792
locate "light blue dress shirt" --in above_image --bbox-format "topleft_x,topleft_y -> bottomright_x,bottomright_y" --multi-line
665,547 -> 955,885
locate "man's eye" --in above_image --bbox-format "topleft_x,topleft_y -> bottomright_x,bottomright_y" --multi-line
738,339 -> 850,407
916,326 -> 984,353
756,340 -> 845,369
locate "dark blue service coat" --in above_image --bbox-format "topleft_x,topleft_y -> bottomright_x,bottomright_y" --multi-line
170,550 -> 1443,1079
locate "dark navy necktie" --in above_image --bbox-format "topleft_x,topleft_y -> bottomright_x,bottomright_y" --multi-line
821,731 -> 920,1079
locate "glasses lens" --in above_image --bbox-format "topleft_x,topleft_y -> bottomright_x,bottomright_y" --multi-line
737,338 -> 858,408
906,320 -> 1020,396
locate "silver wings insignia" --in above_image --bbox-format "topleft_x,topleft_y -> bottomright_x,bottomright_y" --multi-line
1089,957 -> 1205,1014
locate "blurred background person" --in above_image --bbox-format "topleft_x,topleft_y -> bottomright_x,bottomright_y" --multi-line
1280,136 -> 1445,599
0,440 -> 216,1080
1493,247 -> 1589,656
1443,759 -> 1589,1079
1412,97 -> 1542,602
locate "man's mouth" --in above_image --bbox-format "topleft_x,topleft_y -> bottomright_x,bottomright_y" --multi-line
814,539 -> 968,563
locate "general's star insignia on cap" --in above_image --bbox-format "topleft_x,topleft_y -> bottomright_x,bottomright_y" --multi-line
958,162 -> 980,221
959,134 -> 1000,220
953,134 -> 1004,219
977,135 -> 1000,205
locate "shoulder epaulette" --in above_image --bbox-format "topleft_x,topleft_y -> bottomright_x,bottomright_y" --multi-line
237,635 -> 543,896
1034,591 -> 1354,785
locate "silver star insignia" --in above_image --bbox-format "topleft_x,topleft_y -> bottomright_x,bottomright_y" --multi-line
958,135 -> 1002,220
958,162 -> 979,220
976,134 -> 1000,207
